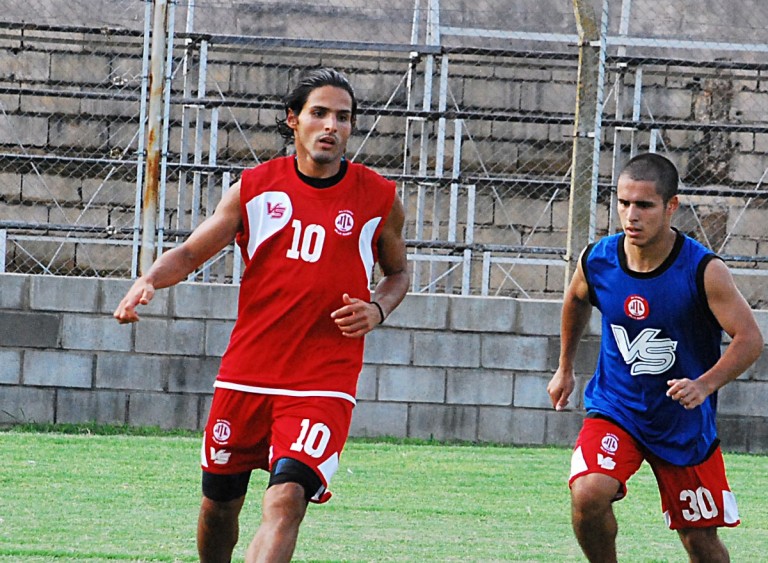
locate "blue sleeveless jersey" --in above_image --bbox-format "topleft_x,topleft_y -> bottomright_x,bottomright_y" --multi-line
583,231 -> 722,465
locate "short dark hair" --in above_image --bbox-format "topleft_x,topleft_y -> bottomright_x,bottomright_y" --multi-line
276,67 -> 357,142
620,152 -> 679,202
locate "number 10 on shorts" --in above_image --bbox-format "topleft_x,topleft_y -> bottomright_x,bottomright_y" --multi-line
290,418 -> 331,458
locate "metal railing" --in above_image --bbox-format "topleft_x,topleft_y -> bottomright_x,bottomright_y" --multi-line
1,0 -> 768,306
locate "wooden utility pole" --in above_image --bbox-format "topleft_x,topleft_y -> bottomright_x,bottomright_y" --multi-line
566,0 -> 601,285
140,0 -> 169,274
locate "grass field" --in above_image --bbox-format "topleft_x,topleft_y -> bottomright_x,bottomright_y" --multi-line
1,426 -> 768,562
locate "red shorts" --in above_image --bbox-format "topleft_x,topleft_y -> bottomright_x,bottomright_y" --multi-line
201,387 -> 354,503
570,417 -> 740,530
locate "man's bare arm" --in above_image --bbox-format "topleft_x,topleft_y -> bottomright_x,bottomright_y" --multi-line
371,194 -> 409,317
667,258 -> 764,409
547,256 -> 593,410
332,194 -> 409,337
114,182 -> 243,323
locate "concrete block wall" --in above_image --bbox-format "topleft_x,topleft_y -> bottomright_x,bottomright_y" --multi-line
2,273 -> 768,454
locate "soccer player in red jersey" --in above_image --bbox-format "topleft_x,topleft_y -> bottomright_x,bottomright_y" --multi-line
115,68 -> 409,562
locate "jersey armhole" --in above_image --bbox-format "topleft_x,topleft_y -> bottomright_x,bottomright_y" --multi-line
582,242 -> 599,307
234,169 -> 253,253
696,253 -> 723,330
371,177 -> 398,263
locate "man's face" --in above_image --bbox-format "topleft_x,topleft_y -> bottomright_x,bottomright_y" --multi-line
616,175 -> 678,248
287,85 -> 354,175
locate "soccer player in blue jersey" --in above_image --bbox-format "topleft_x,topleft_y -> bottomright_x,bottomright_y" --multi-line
547,152 -> 763,562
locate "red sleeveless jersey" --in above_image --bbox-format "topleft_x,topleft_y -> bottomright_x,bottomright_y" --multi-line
216,156 -> 396,402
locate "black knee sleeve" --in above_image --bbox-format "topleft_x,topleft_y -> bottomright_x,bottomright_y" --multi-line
202,470 -> 252,502
268,457 -> 323,502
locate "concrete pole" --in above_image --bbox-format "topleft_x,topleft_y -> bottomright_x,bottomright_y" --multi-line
565,0 -> 600,286
139,0 -> 169,275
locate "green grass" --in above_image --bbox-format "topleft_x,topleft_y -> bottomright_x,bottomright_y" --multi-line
1,425 -> 767,561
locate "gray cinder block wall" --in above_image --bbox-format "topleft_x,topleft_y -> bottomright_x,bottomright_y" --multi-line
1,273 -> 767,453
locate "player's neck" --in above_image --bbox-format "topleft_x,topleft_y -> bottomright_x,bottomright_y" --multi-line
293,157 -> 347,189
294,152 -> 342,179
624,227 -> 677,273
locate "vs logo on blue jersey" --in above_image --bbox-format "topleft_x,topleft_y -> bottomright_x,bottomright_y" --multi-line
611,325 -> 677,375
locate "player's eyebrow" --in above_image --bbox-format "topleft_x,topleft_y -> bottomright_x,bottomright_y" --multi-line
618,197 -> 656,207
308,104 -> 351,114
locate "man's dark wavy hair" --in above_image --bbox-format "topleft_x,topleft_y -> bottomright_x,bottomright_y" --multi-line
620,152 -> 679,203
276,67 -> 357,142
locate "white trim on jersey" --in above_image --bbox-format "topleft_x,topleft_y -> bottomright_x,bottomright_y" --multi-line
213,380 -> 357,405
244,191 -> 293,259
358,216 -> 382,285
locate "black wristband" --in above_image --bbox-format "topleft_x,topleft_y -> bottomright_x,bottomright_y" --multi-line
370,301 -> 385,324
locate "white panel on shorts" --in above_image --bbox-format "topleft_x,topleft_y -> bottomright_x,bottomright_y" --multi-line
358,217 -> 382,285
200,432 -> 208,468
317,452 -> 340,486
570,446 -> 588,479
723,490 -> 740,524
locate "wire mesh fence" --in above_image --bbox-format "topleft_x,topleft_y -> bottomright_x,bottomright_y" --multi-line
1,0 -> 767,306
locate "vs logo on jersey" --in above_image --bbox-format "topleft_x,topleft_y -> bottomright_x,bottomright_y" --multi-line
267,202 -> 287,219
611,324 -> 677,375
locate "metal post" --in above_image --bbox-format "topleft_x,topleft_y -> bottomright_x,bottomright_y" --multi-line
131,0 -> 154,278
588,0 -> 609,241
481,251 -> 491,296
0,229 -> 6,273
435,54 -> 449,178
139,0 -> 169,275
421,0 -> 440,288
631,68 -> 643,157
201,106 -> 220,282
565,0 -> 601,286
176,0 -> 196,236
609,0 -> 633,234
157,0 -> 176,257
419,0 -> 440,177
402,0 -> 421,176
190,39 -> 209,232
447,118 -> 463,292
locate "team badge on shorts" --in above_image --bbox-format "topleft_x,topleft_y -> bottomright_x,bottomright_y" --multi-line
597,433 -> 619,470
212,419 -> 232,444
601,433 -> 619,454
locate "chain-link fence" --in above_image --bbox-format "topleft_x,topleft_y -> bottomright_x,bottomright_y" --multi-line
1,0 -> 768,306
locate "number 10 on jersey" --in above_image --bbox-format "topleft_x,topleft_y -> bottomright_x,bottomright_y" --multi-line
286,219 -> 326,263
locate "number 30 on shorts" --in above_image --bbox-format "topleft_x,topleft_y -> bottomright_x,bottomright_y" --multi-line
290,418 -> 331,458
680,486 -> 719,522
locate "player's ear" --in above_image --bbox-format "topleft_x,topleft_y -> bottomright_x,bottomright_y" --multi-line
286,109 -> 298,130
666,194 -> 679,214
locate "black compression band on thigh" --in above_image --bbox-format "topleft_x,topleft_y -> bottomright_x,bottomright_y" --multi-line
268,457 -> 323,501
202,470 -> 252,502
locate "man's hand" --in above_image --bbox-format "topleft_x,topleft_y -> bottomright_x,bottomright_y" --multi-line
331,293 -> 382,338
113,279 -> 155,324
666,378 -> 710,410
547,367 -> 576,411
